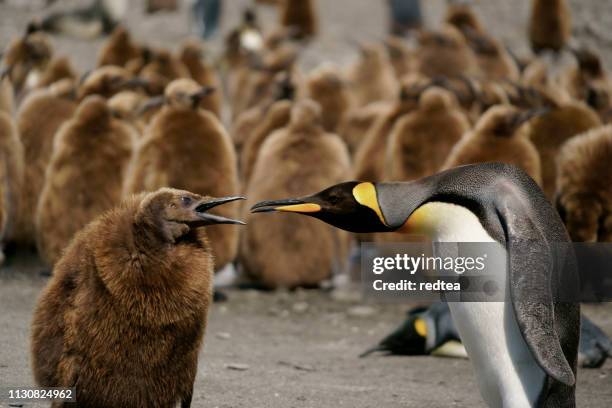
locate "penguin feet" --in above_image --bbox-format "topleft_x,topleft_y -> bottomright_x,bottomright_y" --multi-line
579,314 -> 611,368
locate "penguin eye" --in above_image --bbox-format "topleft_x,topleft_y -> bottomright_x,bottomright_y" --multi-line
181,196 -> 193,206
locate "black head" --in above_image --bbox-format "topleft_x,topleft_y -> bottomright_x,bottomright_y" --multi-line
250,181 -> 398,233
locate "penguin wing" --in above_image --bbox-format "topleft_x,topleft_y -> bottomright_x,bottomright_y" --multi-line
496,190 -> 576,386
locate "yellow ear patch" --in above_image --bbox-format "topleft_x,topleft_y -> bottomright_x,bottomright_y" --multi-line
352,182 -> 387,226
276,203 -> 322,213
414,318 -> 427,337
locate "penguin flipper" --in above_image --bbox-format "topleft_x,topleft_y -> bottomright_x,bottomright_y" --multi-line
497,190 -> 578,386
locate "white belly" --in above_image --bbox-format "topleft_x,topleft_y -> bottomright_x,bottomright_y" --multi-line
417,202 -> 546,408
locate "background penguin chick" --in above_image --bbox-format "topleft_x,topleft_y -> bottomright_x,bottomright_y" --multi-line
36,95 -> 136,266
77,65 -> 134,99
386,87 -> 470,182
346,43 -> 398,108
2,31 -> 53,93
36,56 -> 77,88
139,48 -> 191,85
107,90 -> 148,135
445,5 -> 519,81
279,0 -> 317,39
353,75 -> 430,183
414,26 -> 481,79
529,0 -> 572,54
178,39 -> 223,118
13,85 -> 77,247
442,105 -> 542,185
240,99 -> 350,289
528,101 -> 602,199
556,125 -> 612,242
304,64 -> 353,133
31,188 -> 215,407
0,112 -> 24,264
240,99 -> 292,184
97,25 -> 142,67
124,78 -> 240,271
337,100 -> 392,155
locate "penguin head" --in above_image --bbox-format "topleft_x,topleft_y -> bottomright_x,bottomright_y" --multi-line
164,78 -> 216,110
138,188 -> 245,242
250,182 -> 398,233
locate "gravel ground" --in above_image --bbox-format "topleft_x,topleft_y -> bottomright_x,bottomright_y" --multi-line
1,0 -> 612,407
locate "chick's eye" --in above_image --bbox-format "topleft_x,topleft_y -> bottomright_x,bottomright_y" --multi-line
181,196 -> 192,206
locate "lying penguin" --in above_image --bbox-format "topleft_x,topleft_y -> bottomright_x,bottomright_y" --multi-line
251,162 -> 580,407
360,303 -> 611,369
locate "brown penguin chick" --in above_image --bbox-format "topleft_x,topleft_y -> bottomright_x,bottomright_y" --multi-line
0,112 -> 24,263
124,78 -> 240,271
97,26 -> 142,67
352,75 -> 430,183
1,31 -> 53,93
304,64 -> 353,133
240,99 -> 292,184
31,188 -> 241,406
337,100 -> 392,155
442,105 -> 542,184
107,90 -> 148,135
77,65 -> 134,100
240,100 -> 350,288
383,36 -> 414,79
36,96 -> 136,266
529,0 -> 571,54
139,48 -> 191,86
555,125 -> 612,241
12,83 -> 77,246
346,43 -> 398,108
528,101 -> 602,199
0,76 -> 15,115
279,0 -> 317,39
386,87 -> 470,182
36,55 -> 77,88
414,26 -> 480,79
445,5 -> 519,81
178,39 -> 222,118
562,48 -> 612,117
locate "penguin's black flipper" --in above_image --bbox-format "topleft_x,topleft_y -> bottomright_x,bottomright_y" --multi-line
579,314 -> 611,368
497,186 -> 579,386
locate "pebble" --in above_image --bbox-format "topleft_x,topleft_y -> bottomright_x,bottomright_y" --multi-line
292,302 -> 309,313
347,305 -> 376,317
215,332 -> 231,340
225,363 -> 250,371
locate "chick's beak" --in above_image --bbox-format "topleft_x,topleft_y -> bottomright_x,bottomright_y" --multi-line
250,198 -> 321,214
194,196 -> 246,225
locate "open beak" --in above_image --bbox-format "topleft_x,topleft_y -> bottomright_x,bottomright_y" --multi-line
194,196 -> 246,225
250,198 -> 321,214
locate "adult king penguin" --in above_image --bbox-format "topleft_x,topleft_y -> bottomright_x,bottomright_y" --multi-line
251,162 -> 580,408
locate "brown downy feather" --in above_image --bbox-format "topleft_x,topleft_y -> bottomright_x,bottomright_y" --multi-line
353,75 -> 430,183
386,87 -> 470,181
36,96 -> 136,266
304,64 -> 353,133
36,56 -> 77,88
178,39 -> 222,118
383,36 -> 413,79
279,0 -> 317,39
77,65 -> 133,100
107,90 -> 148,136
31,188 -> 213,406
97,26 -> 142,67
445,5 -> 519,80
240,100 -> 292,184
0,112 -> 24,263
338,100 -> 392,155
528,101 -> 602,199
240,100 -> 350,288
13,85 -> 77,246
346,43 -> 398,107
414,26 -> 481,79
529,0 -> 571,54
556,125 -> 612,242
443,105 -> 542,184
140,48 -> 191,85
124,79 -> 240,271
2,31 -> 53,92
0,77 -> 15,116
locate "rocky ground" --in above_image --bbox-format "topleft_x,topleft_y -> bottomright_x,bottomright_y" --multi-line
1,0 -> 612,407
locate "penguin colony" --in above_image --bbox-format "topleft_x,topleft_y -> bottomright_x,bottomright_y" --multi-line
0,0 -> 606,406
